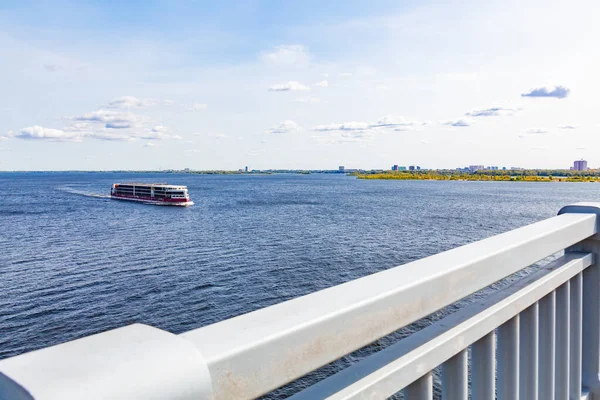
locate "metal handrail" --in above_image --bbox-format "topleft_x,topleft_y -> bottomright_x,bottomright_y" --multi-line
1,203 -> 600,400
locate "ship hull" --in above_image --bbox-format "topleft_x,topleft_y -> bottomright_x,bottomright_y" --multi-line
110,194 -> 194,206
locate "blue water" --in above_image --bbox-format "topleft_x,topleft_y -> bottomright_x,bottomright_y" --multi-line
1,172 -> 599,397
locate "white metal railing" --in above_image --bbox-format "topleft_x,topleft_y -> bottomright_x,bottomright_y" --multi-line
2,202 -> 600,400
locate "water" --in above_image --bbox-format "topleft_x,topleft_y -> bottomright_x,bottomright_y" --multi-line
1,172 -> 599,397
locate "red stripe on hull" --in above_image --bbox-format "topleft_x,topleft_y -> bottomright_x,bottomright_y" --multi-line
111,194 -> 191,204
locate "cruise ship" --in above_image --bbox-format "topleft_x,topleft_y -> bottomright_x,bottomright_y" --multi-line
111,183 -> 193,206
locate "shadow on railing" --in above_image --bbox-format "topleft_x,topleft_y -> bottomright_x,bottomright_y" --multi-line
2,203 -> 600,400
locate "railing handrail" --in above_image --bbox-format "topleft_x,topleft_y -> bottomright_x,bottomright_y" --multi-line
180,212 -> 596,399
289,252 -> 592,399
1,203 -> 600,400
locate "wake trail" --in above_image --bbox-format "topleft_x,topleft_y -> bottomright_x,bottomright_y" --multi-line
57,186 -> 111,199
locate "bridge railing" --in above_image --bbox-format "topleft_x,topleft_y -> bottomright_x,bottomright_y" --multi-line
2,203 -> 600,400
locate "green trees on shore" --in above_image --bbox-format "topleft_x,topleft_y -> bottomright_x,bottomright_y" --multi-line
352,170 -> 600,182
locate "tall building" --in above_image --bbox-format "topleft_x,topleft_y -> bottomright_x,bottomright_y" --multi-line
245,166 -> 249,172
339,166 -> 345,173
392,165 -> 399,171
469,165 -> 485,172
573,160 -> 588,171
409,166 -> 415,171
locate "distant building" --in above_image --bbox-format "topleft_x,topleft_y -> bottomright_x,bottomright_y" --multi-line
416,166 -> 421,170
245,166 -> 249,172
409,166 -> 415,171
339,166 -> 345,173
398,166 -> 407,171
469,165 -> 485,172
486,166 -> 499,170
183,168 -> 190,173
392,165 -> 399,171
574,159 -> 588,171
502,167 -> 507,170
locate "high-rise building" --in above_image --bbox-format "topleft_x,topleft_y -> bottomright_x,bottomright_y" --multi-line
339,166 -> 345,173
416,166 -> 421,170
573,160 -> 588,171
392,165 -> 399,171
469,165 -> 485,172
409,166 -> 415,171
245,166 -> 249,172
398,166 -> 407,171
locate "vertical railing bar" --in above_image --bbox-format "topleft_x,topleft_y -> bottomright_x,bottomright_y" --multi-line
404,371 -> 433,400
555,281 -> 570,399
442,349 -> 467,400
538,291 -> 556,400
471,331 -> 495,400
571,272 -> 583,400
498,315 -> 519,400
520,302 -> 539,400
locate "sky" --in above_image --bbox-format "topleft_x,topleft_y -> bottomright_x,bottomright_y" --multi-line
1,0 -> 599,171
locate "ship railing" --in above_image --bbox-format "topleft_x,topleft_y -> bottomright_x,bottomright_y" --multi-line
2,203 -> 600,399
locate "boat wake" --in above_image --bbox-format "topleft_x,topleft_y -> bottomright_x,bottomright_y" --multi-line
57,187 -> 111,199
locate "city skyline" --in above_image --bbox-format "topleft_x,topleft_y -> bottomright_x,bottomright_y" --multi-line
2,0 -> 600,171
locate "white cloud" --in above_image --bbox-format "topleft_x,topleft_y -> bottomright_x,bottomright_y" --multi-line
15,126 -> 81,141
106,96 -> 157,109
314,122 -> 370,132
106,121 -> 131,129
559,124 -> 578,129
315,80 -> 329,88
151,125 -> 167,133
188,103 -> 208,111
525,128 -> 548,134
443,119 -> 472,127
313,116 -> 429,138
522,85 -> 570,99
86,132 -> 135,141
268,81 -> 310,92
72,109 -> 141,129
265,120 -> 300,134
292,97 -> 320,104
260,45 -> 311,66
144,142 -> 157,147
466,107 -> 518,117
369,116 -> 427,131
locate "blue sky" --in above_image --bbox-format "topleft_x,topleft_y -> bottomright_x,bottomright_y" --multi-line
1,0 -> 598,170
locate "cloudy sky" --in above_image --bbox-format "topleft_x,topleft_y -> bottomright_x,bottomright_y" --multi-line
1,0 -> 598,170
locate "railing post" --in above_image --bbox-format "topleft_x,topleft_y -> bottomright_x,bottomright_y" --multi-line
498,316 -> 520,400
404,372 -> 433,400
538,292 -> 555,400
520,303 -> 539,400
559,203 -> 600,398
471,332 -> 495,400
